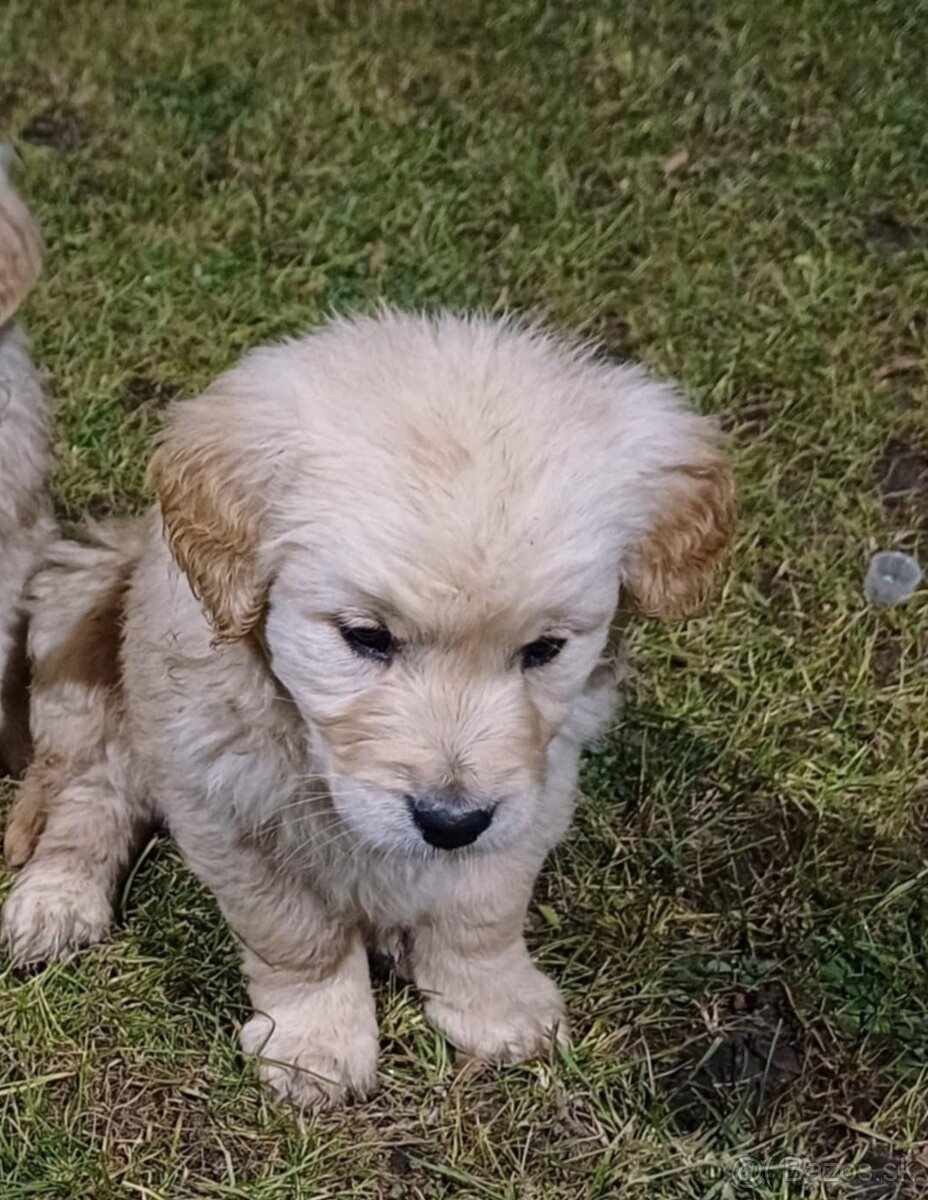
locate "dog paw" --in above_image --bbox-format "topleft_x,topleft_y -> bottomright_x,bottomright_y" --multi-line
240,1007 -> 379,1111
1,863 -> 112,966
425,965 -> 568,1064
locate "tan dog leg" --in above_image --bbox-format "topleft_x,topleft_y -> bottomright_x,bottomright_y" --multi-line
411,862 -> 568,1063
175,819 -> 379,1111
241,936 -> 378,1111
3,758 -> 50,867
2,527 -> 150,964
1,757 -> 150,964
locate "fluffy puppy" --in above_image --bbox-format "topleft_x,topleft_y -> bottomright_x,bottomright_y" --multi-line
2,312 -> 733,1108
0,154 -> 50,777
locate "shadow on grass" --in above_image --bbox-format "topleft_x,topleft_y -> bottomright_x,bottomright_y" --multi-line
545,702 -> 928,1151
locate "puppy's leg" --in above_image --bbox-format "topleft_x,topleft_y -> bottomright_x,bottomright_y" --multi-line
241,936 -> 378,1112
1,528 -> 151,964
174,819 -> 378,1111
2,756 -> 150,964
410,858 -> 567,1063
3,754 -> 49,866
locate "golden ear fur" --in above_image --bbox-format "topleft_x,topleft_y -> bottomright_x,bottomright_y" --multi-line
0,158 -> 43,325
148,398 -> 267,642
625,443 -> 735,621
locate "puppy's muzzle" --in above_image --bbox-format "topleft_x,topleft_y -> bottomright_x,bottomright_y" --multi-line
406,790 -> 495,851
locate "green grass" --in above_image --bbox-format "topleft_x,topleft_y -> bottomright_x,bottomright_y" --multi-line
2,0 -> 928,1195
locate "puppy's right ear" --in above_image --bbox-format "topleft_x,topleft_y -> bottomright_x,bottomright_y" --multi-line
148,388 -> 268,642
0,155 -> 43,325
623,428 -> 734,621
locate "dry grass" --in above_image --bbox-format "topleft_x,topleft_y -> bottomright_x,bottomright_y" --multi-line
2,0 -> 927,1195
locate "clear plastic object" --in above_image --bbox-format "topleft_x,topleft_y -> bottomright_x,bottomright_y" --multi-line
865,551 -> 923,606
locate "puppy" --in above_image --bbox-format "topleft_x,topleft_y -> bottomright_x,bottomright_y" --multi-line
0,153 -> 50,777
2,313 -> 733,1108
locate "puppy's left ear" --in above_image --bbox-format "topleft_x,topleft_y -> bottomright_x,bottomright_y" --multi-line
623,415 -> 734,621
148,383 -> 269,642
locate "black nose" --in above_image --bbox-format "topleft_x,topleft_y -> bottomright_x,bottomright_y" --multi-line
406,791 -> 495,850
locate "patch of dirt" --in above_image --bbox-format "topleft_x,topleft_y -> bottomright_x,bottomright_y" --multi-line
874,357 -> 923,412
873,441 -> 926,511
386,1145 -> 415,1178
875,356 -> 922,385
593,313 -> 636,360
875,435 -> 928,527
754,558 -> 797,610
78,492 -> 124,520
721,398 -> 774,436
76,1056 -> 287,1184
870,632 -> 902,686
680,793 -> 815,923
21,105 -> 88,151
0,84 -> 23,120
864,211 -> 928,251
842,1149 -> 919,1199
185,149 -> 240,199
802,1143 -> 923,1200
202,150 -> 235,185
666,981 -> 803,1130
121,375 -> 181,412
733,799 -> 811,890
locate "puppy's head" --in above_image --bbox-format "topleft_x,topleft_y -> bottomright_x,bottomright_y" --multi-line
0,151 -> 42,326
150,314 -> 733,855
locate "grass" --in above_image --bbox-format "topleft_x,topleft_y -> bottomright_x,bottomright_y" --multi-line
1,0 -> 928,1195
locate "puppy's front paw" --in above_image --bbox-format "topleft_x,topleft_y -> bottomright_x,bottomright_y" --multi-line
241,1004 -> 379,1112
1,862 -> 112,966
425,965 -> 568,1064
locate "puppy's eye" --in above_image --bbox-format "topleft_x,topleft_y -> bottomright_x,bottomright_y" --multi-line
339,623 -> 396,662
520,636 -> 566,670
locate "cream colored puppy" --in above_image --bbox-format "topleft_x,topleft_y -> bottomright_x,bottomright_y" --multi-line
3,313 -> 733,1108
0,153 -> 51,777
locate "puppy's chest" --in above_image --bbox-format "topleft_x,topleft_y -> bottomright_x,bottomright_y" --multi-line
280,819 -> 434,928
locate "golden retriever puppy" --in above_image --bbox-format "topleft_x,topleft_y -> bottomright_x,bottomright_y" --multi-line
3,312 -> 733,1108
0,152 -> 50,776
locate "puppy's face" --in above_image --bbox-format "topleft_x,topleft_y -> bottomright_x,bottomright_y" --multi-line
151,314 -> 733,856
262,506 -> 618,855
